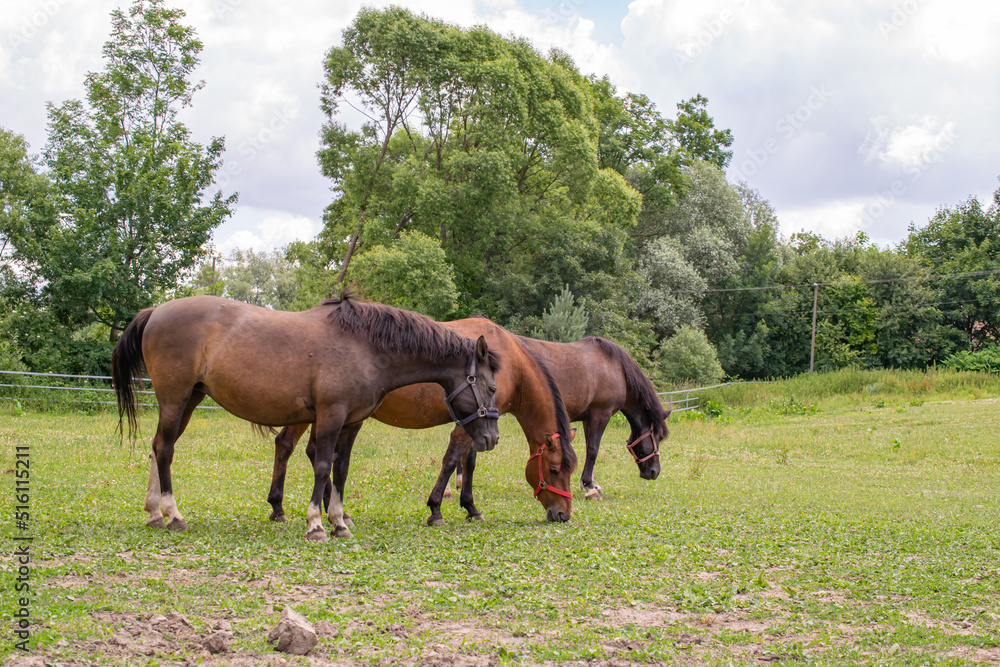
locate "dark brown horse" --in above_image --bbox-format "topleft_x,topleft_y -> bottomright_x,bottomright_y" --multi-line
442,335 -> 668,507
111,294 -> 500,541
265,319 -> 578,526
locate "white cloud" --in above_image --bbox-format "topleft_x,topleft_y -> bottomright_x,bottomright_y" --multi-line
778,199 -> 871,242
910,0 -> 1000,66
215,208 -> 322,255
859,116 -> 956,171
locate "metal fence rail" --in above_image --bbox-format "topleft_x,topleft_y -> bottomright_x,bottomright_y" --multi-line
657,381 -> 754,413
0,370 -> 221,409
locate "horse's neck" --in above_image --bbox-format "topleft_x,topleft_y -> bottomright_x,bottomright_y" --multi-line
382,353 -> 465,394
515,351 -> 560,423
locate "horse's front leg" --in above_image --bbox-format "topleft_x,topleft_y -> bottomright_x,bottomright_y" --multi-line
267,423 -> 310,522
427,427 -> 472,526
581,413 -> 612,500
305,410 -> 345,542
458,445 -> 483,521
327,422 -> 363,538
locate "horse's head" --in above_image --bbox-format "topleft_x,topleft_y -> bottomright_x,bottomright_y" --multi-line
525,429 -> 577,522
625,410 -> 668,480
444,335 -> 500,452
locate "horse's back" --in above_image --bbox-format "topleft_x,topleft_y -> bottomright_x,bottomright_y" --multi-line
518,337 -> 626,418
139,297 -> 353,425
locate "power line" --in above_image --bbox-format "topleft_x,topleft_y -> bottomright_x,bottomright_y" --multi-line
666,269 -> 1000,294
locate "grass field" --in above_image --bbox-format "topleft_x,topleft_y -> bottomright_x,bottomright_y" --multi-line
2,369 -> 1000,665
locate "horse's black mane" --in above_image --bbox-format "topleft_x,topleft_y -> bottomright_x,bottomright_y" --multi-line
581,336 -> 669,440
323,290 -> 501,371
518,341 -> 577,473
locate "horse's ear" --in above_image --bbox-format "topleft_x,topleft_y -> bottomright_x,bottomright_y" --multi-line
568,427 -> 578,443
476,335 -> 489,362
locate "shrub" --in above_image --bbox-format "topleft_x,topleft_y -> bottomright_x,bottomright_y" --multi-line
657,325 -> 725,386
942,344 -> 1000,374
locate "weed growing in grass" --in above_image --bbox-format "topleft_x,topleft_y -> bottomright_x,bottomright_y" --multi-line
687,453 -> 709,479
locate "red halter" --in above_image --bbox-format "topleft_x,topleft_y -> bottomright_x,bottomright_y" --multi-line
626,428 -> 659,464
528,434 -> 573,499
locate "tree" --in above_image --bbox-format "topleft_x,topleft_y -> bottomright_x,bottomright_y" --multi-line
221,248 -> 299,310
531,285 -> 587,342
666,95 -> 733,170
316,7 -> 641,325
656,324 -> 724,386
345,230 -> 458,320
904,183 -> 1000,350
635,160 -> 752,338
1,0 -> 234,366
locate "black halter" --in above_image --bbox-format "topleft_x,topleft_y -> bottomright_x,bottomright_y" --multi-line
444,354 -> 500,427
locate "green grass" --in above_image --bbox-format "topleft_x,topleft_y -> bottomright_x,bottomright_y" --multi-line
2,371 -> 1000,665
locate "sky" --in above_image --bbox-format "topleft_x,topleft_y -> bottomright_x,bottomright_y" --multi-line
2,0 -> 999,255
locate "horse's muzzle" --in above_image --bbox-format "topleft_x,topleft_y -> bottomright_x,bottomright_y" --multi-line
546,508 -> 571,523
471,432 -> 499,452
640,466 -> 660,481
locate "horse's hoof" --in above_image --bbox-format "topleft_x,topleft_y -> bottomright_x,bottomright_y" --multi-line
305,527 -> 328,542
455,476 -> 464,489
343,514 -> 355,528
584,488 -> 603,500
146,517 -> 166,529
465,513 -> 484,522
166,518 -> 188,532
442,486 -> 453,499
269,511 -> 287,523
333,525 -> 354,539
427,517 -> 445,527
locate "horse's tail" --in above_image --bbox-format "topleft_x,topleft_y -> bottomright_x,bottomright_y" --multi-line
111,308 -> 154,444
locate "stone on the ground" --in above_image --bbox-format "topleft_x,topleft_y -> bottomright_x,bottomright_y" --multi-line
203,631 -> 230,654
266,606 -> 317,655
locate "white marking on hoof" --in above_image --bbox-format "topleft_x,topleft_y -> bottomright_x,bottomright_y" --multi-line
442,485 -> 453,499
306,502 -> 326,539
160,493 -> 186,526
343,513 -> 355,528
326,496 -> 345,530
584,487 -> 602,500
455,475 -> 464,490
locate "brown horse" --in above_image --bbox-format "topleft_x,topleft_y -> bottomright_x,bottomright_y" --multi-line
441,335 -> 668,509
265,319 -> 578,526
111,293 -> 500,542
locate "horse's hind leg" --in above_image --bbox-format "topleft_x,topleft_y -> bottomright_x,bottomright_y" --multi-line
427,427 -> 470,526
581,414 -> 611,500
267,423 -> 309,522
145,391 -> 204,530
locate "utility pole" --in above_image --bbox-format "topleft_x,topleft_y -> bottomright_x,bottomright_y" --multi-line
809,283 -> 818,373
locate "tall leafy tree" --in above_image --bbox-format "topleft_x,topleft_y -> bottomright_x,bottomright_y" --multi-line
316,7 -> 635,324
666,94 -> 733,170
2,0 -> 234,364
904,184 -> 1000,349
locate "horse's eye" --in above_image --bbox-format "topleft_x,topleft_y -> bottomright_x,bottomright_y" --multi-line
489,385 -> 497,395
549,467 -> 559,476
